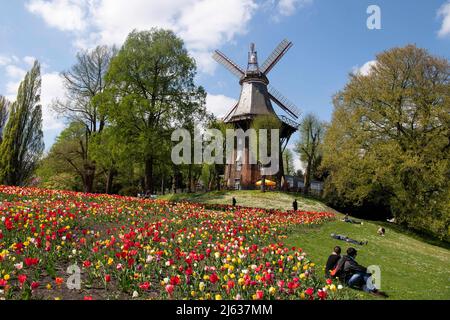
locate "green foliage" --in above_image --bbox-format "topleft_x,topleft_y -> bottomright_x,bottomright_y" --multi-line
283,148 -> 295,176
295,114 -> 326,193
0,61 -> 44,186
90,126 -> 131,193
322,45 -> 450,240
104,28 -> 209,193
37,122 -> 88,191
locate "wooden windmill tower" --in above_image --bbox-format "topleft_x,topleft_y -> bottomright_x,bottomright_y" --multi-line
213,39 -> 301,190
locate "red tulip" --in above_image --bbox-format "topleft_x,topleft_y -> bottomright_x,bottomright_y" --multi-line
139,282 -> 150,290
24,258 -> 39,267
165,284 -> 174,295
31,281 -> 40,290
170,276 -> 181,286
4,218 -> 13,231
305,287 -> 314,296
318,290 -> 327,300
18,274 -> 27,286
55,277 -> 64,286
255,290 -> 264,300
210,273 -> 219,284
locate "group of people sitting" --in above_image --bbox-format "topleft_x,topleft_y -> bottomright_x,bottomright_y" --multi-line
325,246 -> 388,297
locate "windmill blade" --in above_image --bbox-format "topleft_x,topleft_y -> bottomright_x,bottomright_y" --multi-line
268,85 -> 300,119
260,39 -> 293,75
212,50 -> 245,79
223,101 -> 239,122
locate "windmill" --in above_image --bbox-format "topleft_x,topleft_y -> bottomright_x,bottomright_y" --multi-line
213,39 -> 300,190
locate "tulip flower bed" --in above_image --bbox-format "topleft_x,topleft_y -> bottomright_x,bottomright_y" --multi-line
0,185 -> 342,300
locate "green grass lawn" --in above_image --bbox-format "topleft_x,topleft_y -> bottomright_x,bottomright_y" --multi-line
160,190 -> 450,300
160,190 -> 336,213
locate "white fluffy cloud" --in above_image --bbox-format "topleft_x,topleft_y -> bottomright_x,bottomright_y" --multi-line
6,65 -> 27,79
438,1 -> 450,38
3,64 -> 27,101
352,60 -> 377,76
276,0 -> 312,17
0,55 -> 12,66
23,56 -> 37,66
205,94 -> 237,119
25,0 -> 258,74
26,0 -> 88,32
40,72 -> 66,131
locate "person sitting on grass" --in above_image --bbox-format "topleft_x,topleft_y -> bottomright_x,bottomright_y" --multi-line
325,246 -> 341,277
331,233 -> 368,246
337,248 -> 388,297
377,227 -> 385,236
341,214 -> 363,225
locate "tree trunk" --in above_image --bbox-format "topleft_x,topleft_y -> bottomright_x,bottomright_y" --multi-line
188,164 -> 192,193
277,145 -> 284,190
172,174 -> 176,193
84,163 -> 96,193
304,159 -> 312,195
144,157 -> 154,194
161,176 -> 165,195
261,174 -> 266,192
215,168 -> 221,191
105,168 -> 117,194
171,165 -> 177,194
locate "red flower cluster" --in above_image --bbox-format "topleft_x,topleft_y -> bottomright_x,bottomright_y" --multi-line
24,258 -> 39,267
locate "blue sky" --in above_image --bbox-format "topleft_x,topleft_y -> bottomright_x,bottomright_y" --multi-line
1,0 -> 449,170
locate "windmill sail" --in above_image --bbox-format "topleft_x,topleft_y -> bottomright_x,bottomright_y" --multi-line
212,50 -> 245,79
268,85 -> 301,119
260,39 -> 293,75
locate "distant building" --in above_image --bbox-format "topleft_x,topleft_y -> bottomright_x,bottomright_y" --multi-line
284,175 -> 324,195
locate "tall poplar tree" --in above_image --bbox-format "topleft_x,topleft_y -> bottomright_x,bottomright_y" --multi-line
0,61 -> 44,185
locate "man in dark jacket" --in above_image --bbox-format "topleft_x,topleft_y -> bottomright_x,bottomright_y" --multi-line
339,248 -> 388,297
325,246 -> 341,277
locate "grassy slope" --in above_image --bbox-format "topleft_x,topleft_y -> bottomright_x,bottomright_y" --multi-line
160,191 -> 450,300
160,190 -> 336,213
